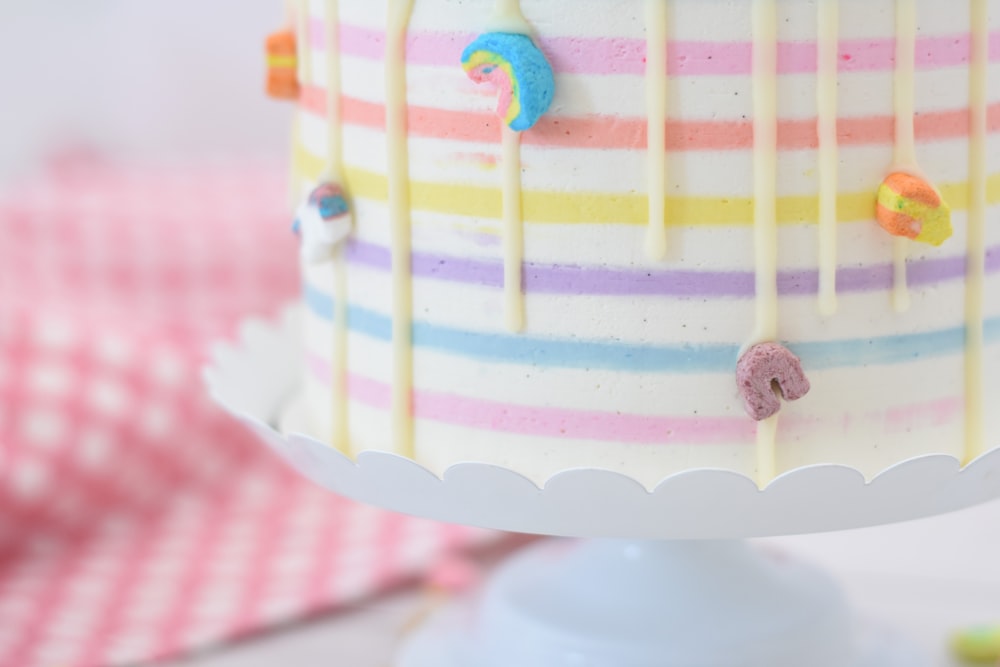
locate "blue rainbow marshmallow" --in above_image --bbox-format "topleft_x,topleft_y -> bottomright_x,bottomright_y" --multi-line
461,32 -> 555,132
293,182 -> 353,264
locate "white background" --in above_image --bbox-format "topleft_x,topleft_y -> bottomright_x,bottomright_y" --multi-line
0,0 -> 291,179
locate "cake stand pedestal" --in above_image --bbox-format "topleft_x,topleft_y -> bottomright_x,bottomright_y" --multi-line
205,308 -> 1000,667
396,539 -> 920,667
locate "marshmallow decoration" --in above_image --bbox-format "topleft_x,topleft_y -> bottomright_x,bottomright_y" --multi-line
736,343 -> 811,421
293,183 -> 352,264
876,172 -> 953,246
265,29 -> 300,100
461,32 -> 555,132
951,625 -> 1000,663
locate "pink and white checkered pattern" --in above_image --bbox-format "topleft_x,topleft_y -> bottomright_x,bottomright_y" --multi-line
0,154 -> 499,667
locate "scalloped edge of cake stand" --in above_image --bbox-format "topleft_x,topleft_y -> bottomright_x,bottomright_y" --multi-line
204,306 -> 1000,539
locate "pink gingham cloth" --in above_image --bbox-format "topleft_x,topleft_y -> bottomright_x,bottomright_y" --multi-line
0,155 -> 498,667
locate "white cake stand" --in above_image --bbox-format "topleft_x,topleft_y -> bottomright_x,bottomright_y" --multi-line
205,308 -> 1000,667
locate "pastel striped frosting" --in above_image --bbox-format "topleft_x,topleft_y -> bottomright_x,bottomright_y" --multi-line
291,0 -> 1000,489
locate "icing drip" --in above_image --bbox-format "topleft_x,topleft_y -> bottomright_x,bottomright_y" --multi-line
482,0 -> 538,332
502,126 -> 525,331
323,0 -> 344,178
756,413 -> 780,487
965,0 -> 988,463
816,0 -> 839,316
644,0 -> 668,260
891,0 -> 918,313
750,3 -> 779,348
324,0 -> 350,454
751,0 -> 780,486
295,0 -> 313,84
290,116 -> 305,211
892,1 -> 918,170
386,0 -> 416,457
331,250 -> 350,449
490,0 -> 531,34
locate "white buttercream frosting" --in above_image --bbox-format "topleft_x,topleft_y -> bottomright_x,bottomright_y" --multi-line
290,0 -> 1000,489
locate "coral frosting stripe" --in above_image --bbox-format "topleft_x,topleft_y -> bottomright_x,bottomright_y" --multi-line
312,21 -> 1000,77
300,86 -> 1000,152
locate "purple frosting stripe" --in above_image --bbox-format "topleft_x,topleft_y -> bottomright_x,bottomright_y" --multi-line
345,240 -> 999,298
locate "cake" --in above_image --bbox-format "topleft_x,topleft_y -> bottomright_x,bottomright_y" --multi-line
267,0 -> 999,489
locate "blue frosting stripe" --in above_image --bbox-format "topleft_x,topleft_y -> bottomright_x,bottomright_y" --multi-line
304,285 -> 1000,373
461,31 -> 555,131
306,284 -> 732,372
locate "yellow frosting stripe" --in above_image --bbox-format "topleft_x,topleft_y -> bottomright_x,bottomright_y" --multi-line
295,147 -> 1000,226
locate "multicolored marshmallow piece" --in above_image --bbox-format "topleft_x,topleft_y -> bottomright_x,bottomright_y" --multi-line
736,342 -> 811,421
461,32 -> 555,132
293,183 -> 352,264
265,29 -> 300,100
876,171 -> 953,246
951,624 -> 1000,664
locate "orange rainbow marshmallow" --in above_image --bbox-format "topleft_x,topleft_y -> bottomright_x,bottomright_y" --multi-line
265,29 -> 300,100
875,172 -> 953,246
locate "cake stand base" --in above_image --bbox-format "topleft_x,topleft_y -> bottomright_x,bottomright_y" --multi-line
397,539 -> 924,667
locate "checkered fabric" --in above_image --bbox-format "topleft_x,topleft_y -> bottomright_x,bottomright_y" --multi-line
0,154 -> 498,667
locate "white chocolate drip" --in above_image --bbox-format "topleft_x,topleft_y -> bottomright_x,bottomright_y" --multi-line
295,0 -> 313,84
890,0 -> 918,313
756,412 -> 779,488
386,0 -> 416,458
502,126 -> 525,332
816,0 -> 839,316
323,0 -> 350,455
965,0 -> 988,463
751,0 -> 780,486
892,1 -> 919,171
323,0 -> 344,181
489,0 -> 532,34
750,1 -> 779,349
493,0 -> 530,333
290,116 -> 305,212
644,0 -> 669,260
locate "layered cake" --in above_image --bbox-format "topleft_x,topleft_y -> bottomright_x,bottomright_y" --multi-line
267,0 -> 1000,488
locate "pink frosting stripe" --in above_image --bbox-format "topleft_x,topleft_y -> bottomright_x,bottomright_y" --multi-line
312,19 -> 1000,76
885,396 -> 963,430
306,355 -> 751,444
410,384 -> 751,445
306,356 -> 962,446
367,376 -> 751,445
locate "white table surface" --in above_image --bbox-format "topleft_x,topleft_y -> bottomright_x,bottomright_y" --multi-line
166,498 -> 1000,667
